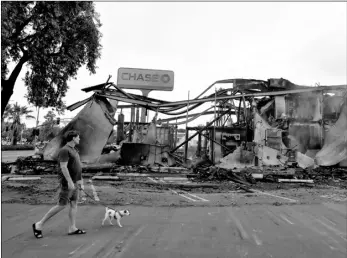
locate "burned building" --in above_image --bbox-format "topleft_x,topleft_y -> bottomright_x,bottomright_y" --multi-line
41,77 -> 346,172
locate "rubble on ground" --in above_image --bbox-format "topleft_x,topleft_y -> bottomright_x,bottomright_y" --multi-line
192,160 -> 347,185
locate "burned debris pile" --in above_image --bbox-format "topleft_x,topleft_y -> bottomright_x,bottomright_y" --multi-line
192,163 -> 347,185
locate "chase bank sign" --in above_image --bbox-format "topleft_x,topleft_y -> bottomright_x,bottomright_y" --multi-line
117,68 -> 174,91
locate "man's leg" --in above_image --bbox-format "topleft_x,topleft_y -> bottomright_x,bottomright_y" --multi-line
68,188 -> 79,233
35,187 -> 69,231
35,205 -> 66,230
68,200 -> 78,233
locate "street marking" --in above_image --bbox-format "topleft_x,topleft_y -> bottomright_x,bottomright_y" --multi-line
321,216 -> 336,226
327,235 -> 339,244
29,207 -> 41,212
147,177 -> 158,183
314,218 -> 347,241
227,208 -> 249,240
321,239 -> 338,250
183,191 -> 209,202
69,240 -> 100,258
148,177 -> 196,202
208,208 -> 220,216
111,225 -> 147,258
170,189 -> 197,202
252,233 -> 262,245
152,176 -> 209,202
321,232 -> 346,251
89,179 -> 100,201
298,210 -> 347,242
280,214 -> 294,225
252,190 -> 297,203
69,244 -> 84,255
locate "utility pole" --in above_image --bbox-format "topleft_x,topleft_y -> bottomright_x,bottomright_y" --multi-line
184,91 -> 190,161
34,106 -> 40,147
36,106 -> 40,127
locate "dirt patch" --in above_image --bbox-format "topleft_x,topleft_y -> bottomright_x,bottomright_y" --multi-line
2,176 -> 347,207
1,180 -> 59,205
93,180 -> 236,194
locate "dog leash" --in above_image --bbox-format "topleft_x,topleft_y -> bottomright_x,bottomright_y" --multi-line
80,187 -> 123,215
78,187 -> 114,210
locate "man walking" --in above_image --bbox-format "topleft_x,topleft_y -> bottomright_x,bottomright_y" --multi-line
32,130 -> 86,238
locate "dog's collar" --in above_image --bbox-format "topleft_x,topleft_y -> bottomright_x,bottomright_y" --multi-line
116,210 -> 123,217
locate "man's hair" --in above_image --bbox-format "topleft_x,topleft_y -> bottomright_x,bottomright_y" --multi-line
64,130 -> 80,142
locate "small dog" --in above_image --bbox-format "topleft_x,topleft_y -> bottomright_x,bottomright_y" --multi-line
102,207 -> 130,228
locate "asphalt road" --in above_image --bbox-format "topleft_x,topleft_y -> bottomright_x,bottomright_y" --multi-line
2,202 -> 346,258
1,151 -> 347,257
1,150 -> 35,162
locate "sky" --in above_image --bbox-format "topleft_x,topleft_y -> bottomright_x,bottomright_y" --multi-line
7,2 -> 347,128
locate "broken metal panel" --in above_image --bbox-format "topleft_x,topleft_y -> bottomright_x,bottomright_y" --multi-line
253,112 -> 270,146
97,150 -> 121,164
206,126 -> 248,162
288,123 -> 323,151
275,96 -> 286,119
43,96 -> 116,163
147,145 -> 175,166
253,112 -> 286,149
108,99 -> 119,111
256,145 -> 288,166
116,113 -> 125,144
120,143 -> 149,164
142,121 -> 157,144
120,143 -> 175,166
296,152 -> 315,169
286,92 -> 322,121
217,146 -> 255,169
265,129 -> 283,150
132,122 -> 174,148
316,137 -> 347,166
259,99 -> 274,118
316,100 -> 347,166
268,78 -> 299,89
323,95 -> 345,122
339,159 -> 347,167
156,126 -> 175,148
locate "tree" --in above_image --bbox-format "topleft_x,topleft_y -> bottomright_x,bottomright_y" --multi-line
22,127 -> 34,144
1,1 -> 102,118
43,110 -> 56,122
1,120 -> 12,142
6,103 -> 35,145
38,109 -> 62,141
2,103 -> 13,121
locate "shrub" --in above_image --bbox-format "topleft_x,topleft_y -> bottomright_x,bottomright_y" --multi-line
1,144 -> 35,151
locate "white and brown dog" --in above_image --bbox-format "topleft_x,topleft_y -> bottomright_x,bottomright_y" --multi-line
102,207 -> 130,228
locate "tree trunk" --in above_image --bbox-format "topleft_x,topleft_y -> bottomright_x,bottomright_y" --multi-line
1,53 -> 30,119
11,128 -> 18,145
1,80 -> 14,119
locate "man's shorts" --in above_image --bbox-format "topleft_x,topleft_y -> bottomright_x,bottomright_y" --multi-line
58,184 -> 79,206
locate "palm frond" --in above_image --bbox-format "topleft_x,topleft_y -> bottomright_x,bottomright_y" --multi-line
25,115 -> 36,119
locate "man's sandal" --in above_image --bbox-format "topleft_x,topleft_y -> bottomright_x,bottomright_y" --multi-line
32,223 -> 43,239
68,229 -> 86,235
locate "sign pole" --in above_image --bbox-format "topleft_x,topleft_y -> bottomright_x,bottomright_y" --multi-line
140,89 -> 151,123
